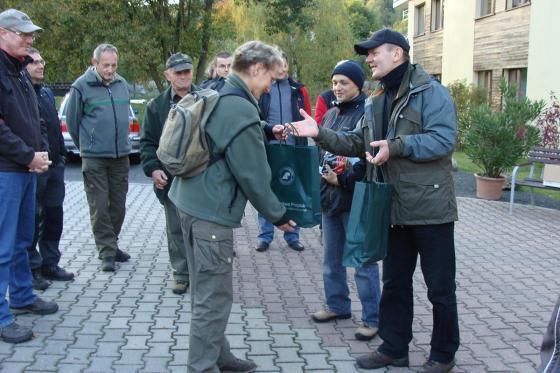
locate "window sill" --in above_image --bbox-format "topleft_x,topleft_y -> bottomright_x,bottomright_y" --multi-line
475,13 -> 495,21
506,3 -> 531,12
430,28 -> 444,34
414,32 -> 426,38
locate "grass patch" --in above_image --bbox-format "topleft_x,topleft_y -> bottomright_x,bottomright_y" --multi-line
454,151 -> 560,201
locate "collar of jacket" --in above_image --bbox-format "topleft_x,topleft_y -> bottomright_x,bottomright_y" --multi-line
335,92 -> 366,113
225,73 -> 260,108
85,66 -> 123,87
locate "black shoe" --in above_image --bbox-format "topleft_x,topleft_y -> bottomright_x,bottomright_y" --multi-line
256,242 -> 269,252
31,270 -> 50,291
219,357 -> 257,373
101,257 -> 116,272
288,241 -> 305,252
41,266 -> 74,281
10,297 -> 59,315
0,322 -> 33,343
355,350 -> 409,370
115,249 -> 130,262
417,359 -> 455,373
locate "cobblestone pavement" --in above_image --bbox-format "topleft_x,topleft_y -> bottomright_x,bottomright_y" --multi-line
0,182 -> 558,372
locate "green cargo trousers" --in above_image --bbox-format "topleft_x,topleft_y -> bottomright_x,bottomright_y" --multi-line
82,156 -> 129,259
177,210 -> 239,373
163,198 -> 189,282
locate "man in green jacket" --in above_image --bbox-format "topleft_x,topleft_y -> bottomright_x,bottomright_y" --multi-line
67,44 -> 131,272
290,29 -> 459,373
169,41 -> 296,373
140,53 -> 195,295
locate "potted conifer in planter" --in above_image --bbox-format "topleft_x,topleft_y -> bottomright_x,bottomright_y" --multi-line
461,80 -> 544,200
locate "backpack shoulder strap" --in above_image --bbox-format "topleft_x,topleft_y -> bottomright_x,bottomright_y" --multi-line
219,86 -> 251,102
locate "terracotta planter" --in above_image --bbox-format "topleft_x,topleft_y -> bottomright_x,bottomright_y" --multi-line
474,174 -> 506,200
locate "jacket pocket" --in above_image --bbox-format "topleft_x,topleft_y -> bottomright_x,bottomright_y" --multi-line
192,221 -> 234,274
395,107 -> 422,136
397,171 -> 451,221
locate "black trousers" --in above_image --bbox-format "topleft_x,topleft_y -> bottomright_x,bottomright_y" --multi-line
378,223 -> 460,364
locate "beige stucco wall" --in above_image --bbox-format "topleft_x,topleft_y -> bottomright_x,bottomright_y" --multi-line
527,1 -> 560,103
441,1 -> 475,85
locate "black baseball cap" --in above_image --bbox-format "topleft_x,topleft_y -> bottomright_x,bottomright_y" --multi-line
165,53 -> 193,72
354,28 -> 410,55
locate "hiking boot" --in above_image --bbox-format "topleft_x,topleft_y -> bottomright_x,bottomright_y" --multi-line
256,242 -> 269,252
31,269 -> 50,291
311,309 -> 351,323
10,297 -> 58,315
288,241 -> 305,252
115,249 -> 130,262
172,280 -> 189,295
41,266 -> 74,281
101,257 -> 116,272
0,322 -> 33,344
355,350 -> 409,370
219,357 -> 257,373
417,359 -> 455,373
355,324 -> 379,341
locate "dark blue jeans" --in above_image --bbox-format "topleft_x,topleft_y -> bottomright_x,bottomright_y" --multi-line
27,161 -> 65,269
257,212 -> 300,245
378,223 -> 459,364
0,172 -> 37,326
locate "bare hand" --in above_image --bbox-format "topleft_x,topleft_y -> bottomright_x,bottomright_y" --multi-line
272,124 -> 287,141
366,140 -> 390,166
284,109 -> 319,138
277,220 -> 297,232
28,152 -> 51,173
321,164 -> 339,186
151,169 -> 168,189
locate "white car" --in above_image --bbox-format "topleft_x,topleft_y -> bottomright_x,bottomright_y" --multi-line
58,93 -> 141,161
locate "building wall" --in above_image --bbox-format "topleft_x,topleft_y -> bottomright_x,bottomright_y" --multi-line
527,1 -> 560,103
410,0 -> 443,76
441,0 -> 475,85
473,0 -> 530,106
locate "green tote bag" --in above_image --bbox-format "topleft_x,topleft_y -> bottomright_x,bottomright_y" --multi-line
342,167 -> 393,267
265,143 -> 321,228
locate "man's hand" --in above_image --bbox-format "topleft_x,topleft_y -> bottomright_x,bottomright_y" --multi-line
321,164 -> 339,186
366,140 -> 390,166
277,220 -> 297,232
151,169 -> 168,189
272,124 -> 287,141
285,109 -> 319,138
28,152 -> 51,173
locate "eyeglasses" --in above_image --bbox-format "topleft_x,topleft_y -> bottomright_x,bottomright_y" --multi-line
5,28 -> 38,40
31,59 -> 46,66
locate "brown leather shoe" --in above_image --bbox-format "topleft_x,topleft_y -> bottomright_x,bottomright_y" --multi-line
172,280 -> 189,295
311,310 -> 351,323
355,350 -> 409,369
417,359 -> 455,373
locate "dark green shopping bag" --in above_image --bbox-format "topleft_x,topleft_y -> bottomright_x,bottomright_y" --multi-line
342,179 -> 392,267
265,143 -> 321,228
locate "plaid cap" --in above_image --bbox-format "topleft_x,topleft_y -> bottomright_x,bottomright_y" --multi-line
0,9 -> 42,33
166,53 -> 193,72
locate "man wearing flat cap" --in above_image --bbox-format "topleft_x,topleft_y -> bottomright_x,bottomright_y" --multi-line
66,43 -> 132,272
140,53 -> 197,294
0,8 -> 59,344
289,28 -> 459,373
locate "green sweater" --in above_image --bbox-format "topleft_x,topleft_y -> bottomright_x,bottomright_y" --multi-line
168,74 -> 288,228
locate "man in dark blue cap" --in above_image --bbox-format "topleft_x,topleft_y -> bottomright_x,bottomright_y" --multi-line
288,27 -> 459,373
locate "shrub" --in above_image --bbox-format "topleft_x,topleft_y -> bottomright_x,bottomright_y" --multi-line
536,92 -> 560,149
448,80 -> 488,150
462,80 -> 544,178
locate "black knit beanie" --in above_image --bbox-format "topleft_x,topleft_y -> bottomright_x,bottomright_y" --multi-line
331,60 -> 364,90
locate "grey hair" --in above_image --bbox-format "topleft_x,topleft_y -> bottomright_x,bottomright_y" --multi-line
232,41 -> 284,74
93,43 -> 118,61
28,47 -> 40,55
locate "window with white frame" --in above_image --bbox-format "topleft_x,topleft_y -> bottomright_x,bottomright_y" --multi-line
507,0 -> 530,9
476,0 -> 493,18
504,68 -> 527,99
431,0 -> 444,31
415,3 -> 425,36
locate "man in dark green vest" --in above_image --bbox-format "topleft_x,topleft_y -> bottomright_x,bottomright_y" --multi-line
140,53 -> 196,294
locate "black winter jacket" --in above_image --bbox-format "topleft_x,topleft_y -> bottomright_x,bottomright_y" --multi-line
35,84 -> 66,165
0,50 -> 46,172
320,93 -> 367,216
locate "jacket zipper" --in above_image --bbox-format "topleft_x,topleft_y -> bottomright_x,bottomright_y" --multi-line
107,86 -> 119,158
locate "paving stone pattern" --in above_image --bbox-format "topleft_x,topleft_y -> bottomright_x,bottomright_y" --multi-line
0,182 -> 558,372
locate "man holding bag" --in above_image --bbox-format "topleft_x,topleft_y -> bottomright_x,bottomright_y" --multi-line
289,28 -> 459,373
